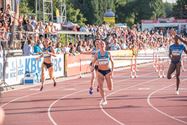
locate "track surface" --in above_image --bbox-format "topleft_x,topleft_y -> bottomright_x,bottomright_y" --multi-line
1,63 -> 187,125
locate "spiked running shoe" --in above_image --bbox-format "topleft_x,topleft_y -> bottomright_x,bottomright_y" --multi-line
89,87 -> 93,95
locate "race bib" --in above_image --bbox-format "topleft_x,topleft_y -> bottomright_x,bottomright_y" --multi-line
98,58 -> 109,65
172,50 -> 180,56
43,52 -> 50,58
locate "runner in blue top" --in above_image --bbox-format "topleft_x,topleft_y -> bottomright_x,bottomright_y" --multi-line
167,36 -> 187,95
91,40 -> 114,105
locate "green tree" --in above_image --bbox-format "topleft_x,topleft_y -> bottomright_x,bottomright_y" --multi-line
71,0 -> 117,24
116,0 -> 165,25
163,2 -> 174,17
116,0 -> 136,25
66,0 -> 87,25
19,0 -> 33,15
173,0 -> 187,18
136,0 -> 165,21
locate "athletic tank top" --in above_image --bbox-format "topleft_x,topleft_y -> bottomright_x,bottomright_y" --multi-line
169,44 -> 186,63
97,51 -> 110,65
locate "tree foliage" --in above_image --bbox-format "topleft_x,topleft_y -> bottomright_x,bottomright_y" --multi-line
66,0 -> 87,25
173,0 -> 187,18
19,0 -> 33,16
18,0 -> 181,25
70,0 -> 118,24
116,0 -> 165,26
163,2 -> 174,17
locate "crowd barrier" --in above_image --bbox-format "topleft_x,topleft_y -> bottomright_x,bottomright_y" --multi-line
0,48 -> 169,86
65,48 -> 168,77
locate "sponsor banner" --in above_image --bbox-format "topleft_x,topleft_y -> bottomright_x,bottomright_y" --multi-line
0,55 -> 64,86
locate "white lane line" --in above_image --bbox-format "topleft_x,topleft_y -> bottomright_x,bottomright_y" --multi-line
1,79 -> 89,108
147,79 -> 187,124
48,89 -> 87,125
99,71 -> 159,125
47,76 -> 135,125
63,88 -> 76,91
1,91 -> 43,108
45,65 -> 145,124
174,116 -> 187,119
47,72 -> 154,125
29,88 -> 40,91
138,88 -> 150,90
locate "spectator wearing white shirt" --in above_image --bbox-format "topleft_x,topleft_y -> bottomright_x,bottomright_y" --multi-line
110,37 -> 121,51
63,43 -> 70,54
23,39 -> 34,56
120,39 -> 128,50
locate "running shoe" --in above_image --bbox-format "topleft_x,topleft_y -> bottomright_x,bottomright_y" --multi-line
40,85 -> 43,91
100,99 -> 107,106
176,90 -> 179,95
54,81 -> 56,87
172,74 -> 176,78
89,87 -> 93,95
97,86 -> 99,92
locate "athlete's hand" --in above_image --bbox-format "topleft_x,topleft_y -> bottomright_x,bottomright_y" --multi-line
111,71 -> 113,78
90,65 -> 94,72
36,57 -> 40,61
169,29 -> 176,37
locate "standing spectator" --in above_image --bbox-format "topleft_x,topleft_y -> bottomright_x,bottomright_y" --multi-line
0,21 -> 5,40
23,39 -> 34,56
109,38 -> 121,50
26,19 -> 34,32
34,40 -> 43,54
31,16 -> 37,29
38,21 -> 45,36
63,43 -> 70,53
120,39 -> 128,50
77,40 -> 85,52
55,42 -> 63,54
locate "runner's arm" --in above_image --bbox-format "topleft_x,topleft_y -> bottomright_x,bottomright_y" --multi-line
175,35 -> 187,46
36,54 -> 43,60
168,48 -> 172,59
90,53 -> 97,67
184,47 -> 187,55
49,47 -> 56,57
109,52 -> 114,71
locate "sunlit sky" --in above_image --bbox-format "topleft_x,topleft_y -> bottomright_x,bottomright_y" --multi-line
162,0 -> 177,3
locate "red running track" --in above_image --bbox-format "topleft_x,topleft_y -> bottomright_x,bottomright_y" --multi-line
1,63 -> 187,125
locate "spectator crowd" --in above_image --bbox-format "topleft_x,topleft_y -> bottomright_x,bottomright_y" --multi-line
0,4 -> 186,58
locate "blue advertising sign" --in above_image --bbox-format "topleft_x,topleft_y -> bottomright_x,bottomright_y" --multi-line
1,55 -> 64,86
